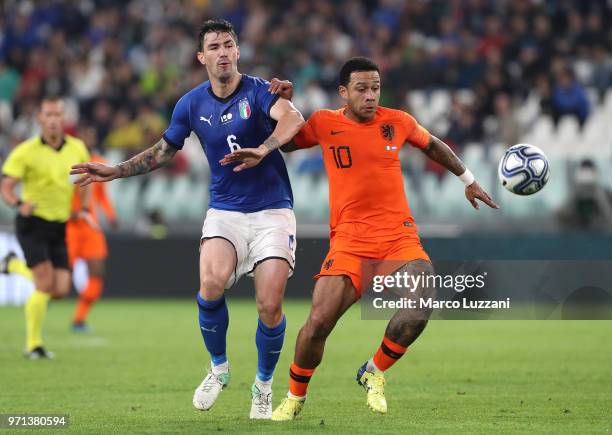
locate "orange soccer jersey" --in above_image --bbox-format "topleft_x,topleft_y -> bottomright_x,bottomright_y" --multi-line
67,154 -> 116,263
294,106 -> 432,294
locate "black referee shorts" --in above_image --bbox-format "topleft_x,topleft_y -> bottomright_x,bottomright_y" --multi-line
15,215 -> 69,269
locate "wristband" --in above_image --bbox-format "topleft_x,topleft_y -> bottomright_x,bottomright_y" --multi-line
458,169 -> 475,186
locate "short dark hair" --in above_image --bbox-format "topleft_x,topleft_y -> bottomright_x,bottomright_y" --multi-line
198,19 -> 238,51
339,57 -> 380,86
40,95 -> 63,106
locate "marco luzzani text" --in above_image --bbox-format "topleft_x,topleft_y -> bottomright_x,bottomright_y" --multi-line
371,271 -> 511,310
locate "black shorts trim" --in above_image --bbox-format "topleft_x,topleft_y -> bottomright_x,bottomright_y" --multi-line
248,256 -> 294,276
200,236 -> 239,288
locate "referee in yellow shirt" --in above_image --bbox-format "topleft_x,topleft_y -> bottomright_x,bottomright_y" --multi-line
1,96 -> 91,359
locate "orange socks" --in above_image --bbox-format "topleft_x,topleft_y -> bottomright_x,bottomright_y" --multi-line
372,336 -> 407,372
73,277 -> 103,324
288,362 -> 315,398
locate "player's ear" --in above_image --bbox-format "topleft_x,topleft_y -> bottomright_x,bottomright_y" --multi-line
338,85 -> 348,101
196,51 -> 206,66
236,45 -> 240,62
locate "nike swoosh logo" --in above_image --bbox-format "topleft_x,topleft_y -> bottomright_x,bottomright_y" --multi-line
330,130 -> 345,135
201,325 -> 217,333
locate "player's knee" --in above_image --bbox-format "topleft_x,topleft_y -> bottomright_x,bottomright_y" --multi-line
257,300 -> 283,327
33,274 -> 54,294
306,311 -> 335,340
199,275 -> 226,300
52,284 -> 70,299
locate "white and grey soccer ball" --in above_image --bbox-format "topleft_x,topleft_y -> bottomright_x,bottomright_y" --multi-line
498,144 -> 550,195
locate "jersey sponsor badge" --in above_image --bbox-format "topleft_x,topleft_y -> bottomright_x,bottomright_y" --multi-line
239,98 -> 251,119
221,112 -> 233,124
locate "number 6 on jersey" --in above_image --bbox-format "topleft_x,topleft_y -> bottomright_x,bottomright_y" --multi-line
227,135 -> 241,152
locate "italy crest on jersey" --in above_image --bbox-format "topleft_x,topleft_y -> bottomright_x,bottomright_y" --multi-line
239,98 -> 251,119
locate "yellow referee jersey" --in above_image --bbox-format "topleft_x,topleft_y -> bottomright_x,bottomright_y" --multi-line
2,135 -> 90,222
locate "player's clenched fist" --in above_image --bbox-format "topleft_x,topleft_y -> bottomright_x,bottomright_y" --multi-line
268,78 -> 294,100
71,162 -> 121,187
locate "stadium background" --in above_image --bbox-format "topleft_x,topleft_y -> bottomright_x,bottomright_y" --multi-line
1,0 -> 611,302
0,1 -> 611,433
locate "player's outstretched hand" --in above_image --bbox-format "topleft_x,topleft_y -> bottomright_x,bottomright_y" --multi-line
219,146 -> 269,172
70,162 -> 121,187
465,181 -> 500,210
269,78 -> 294,100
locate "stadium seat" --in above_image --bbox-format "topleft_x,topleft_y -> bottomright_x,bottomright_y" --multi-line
430,90 -> 451,120
0,101 -> 12,129
406,90 -> 430,126
103,149 -> 126,165
183,177 -> 208,220
580,112 -> 608,159
142,176 -> 171,213
516,93 -> 541,128
540,158 -> 569,210
462,143 -> 486,169
523,116 -> 556,158
107,178 -> 141,221
163,176 -> 192,220
603,88 -> 612,115
555,116 -> 580,159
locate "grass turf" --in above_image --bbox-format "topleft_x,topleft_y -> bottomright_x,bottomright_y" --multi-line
0,299 -> 610,434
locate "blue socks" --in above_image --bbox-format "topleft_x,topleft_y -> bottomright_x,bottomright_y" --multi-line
255,315 -> 286,382
196,293 -> 229,366
196,292 -> 286,381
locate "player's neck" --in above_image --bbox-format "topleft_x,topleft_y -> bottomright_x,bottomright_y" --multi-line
41,133 -> 64,150
210,73 -> 242,99
343,108 -> 374,124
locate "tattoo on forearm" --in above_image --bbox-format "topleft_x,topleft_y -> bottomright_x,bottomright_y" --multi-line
262,136 -> 282,152
423,135 -> 465,176
117,138 -> 177,178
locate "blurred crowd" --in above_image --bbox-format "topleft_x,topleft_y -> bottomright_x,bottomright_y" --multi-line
1,0 -> 612,168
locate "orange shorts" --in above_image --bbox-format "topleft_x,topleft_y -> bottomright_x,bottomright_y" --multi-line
66,219 -> 108,264
315,233 -> 430,297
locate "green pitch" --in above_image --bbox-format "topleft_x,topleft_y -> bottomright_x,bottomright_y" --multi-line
1,299 -> 610,434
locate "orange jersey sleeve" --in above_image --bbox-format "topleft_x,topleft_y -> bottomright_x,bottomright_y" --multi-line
399,111 -> 431,149
292,112 -> 320,149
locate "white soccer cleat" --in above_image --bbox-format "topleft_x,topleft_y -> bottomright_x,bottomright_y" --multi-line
193,367 -> 230,411
250,382 -> 272,419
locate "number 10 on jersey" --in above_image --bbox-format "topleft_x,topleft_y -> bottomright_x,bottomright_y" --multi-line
329,146 -> 352,169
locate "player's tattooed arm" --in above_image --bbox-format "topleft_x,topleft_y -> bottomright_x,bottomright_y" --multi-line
422,135 -> 465,176
71,138 -> 177,187
422,135 -> 499,210
117,138 -> 177,178
262,136 -> 282,152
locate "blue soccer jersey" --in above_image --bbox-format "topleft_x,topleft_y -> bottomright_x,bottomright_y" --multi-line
163,74 -> 293,212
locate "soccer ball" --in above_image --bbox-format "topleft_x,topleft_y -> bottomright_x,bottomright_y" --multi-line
498,144 -> 550,195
